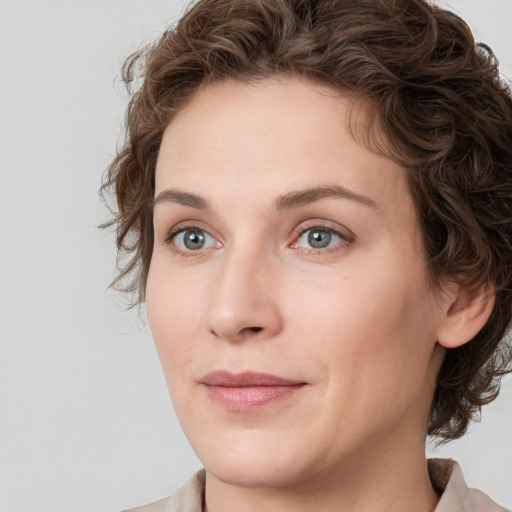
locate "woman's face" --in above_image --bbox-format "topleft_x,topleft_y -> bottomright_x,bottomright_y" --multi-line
147,78 -> 448,487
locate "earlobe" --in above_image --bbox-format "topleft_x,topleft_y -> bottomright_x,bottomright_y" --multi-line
436,282 -> 495,349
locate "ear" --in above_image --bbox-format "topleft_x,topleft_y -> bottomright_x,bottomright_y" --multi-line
436,282 -> 495,349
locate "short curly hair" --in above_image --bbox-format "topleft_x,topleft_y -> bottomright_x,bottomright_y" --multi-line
102,0 -> 512,440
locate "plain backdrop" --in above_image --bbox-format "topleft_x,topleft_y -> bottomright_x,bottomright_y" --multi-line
0,1 -> 511,511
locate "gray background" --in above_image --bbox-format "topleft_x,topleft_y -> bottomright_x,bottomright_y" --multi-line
1,1 -> 511,511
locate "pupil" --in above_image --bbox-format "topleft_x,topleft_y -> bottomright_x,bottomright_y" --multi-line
308,230 -> 331,248
184,229 -> 205,250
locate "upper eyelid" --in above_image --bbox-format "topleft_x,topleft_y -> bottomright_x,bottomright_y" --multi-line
293,220 -> 354,240
296,225 -> 345,236
164,221 -> 217,241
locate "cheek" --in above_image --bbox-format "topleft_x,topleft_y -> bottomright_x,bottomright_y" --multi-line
298,262 -> 438,396
146,263 -> 203,379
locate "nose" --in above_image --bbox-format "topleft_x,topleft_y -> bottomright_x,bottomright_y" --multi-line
207,247 -> 283,343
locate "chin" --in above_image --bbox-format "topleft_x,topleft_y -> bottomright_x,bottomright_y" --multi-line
205,457 -> 305,489
192,429 -> 314,488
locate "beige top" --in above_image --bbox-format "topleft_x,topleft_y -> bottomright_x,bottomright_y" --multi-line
125,459 -> 508,512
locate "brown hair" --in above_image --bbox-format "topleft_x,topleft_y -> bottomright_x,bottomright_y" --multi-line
102,0 -> 512,440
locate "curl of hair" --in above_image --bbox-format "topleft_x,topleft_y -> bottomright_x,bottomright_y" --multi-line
102,0 -> 512,440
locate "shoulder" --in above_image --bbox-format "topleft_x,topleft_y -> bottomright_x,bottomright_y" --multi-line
429,458 -> 509,512
123,469 -> 206,512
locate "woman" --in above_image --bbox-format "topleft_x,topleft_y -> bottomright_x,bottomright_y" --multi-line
103,0 -> 512,510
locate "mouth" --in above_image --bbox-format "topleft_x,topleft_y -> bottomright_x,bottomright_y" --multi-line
199,370 -> 307,411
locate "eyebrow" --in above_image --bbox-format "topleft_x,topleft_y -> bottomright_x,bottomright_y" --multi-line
274,184 -> 378,211
152,189 -> 211,211
152,184 -> 378,212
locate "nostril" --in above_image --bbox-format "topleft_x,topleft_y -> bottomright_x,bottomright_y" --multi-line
249,326 -> 263,333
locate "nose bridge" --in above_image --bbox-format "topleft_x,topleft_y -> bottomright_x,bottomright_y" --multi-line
207,241 -> 281,341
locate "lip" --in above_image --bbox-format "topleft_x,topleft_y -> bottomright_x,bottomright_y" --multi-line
199,371 -> 307,411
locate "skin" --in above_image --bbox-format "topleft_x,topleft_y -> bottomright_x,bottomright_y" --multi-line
146,78 -> 489,512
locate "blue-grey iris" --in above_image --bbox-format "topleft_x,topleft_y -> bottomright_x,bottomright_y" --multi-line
308,230 -> 331,248
183,229 -> 206,250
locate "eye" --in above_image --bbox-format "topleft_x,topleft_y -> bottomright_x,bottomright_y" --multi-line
168,227 -> 219,252
292,225 -> 351,252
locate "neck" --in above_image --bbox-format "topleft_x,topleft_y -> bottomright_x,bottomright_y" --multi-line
204,437 -> 440,512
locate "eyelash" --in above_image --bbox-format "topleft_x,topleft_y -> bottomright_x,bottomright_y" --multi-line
164,222 -> 353,257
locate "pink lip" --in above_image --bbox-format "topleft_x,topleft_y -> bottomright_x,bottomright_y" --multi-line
199,371 -> 307,411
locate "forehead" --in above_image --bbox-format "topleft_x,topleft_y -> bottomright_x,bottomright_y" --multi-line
155,77 -> 411,216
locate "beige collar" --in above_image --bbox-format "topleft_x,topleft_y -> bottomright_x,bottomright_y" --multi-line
429,458 -> 507,512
